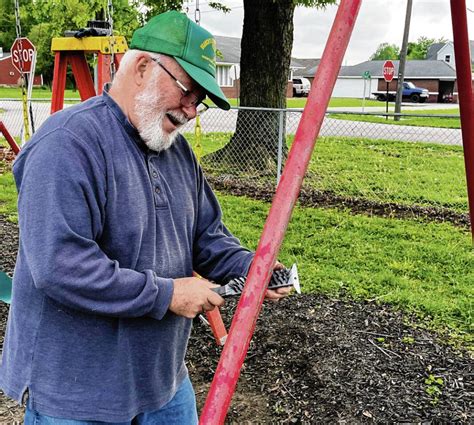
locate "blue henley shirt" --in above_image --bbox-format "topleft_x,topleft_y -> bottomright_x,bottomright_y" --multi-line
0,90 -> 253,421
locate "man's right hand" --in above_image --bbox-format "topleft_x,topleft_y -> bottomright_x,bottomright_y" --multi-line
169,277 -> 224,318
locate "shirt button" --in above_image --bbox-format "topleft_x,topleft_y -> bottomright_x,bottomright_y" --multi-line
155,186 -> 160,193
152,171 -> 158,178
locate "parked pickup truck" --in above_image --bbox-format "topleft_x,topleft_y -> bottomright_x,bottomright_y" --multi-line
372,82 -> 429,103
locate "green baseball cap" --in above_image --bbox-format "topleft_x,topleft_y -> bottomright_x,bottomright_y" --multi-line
130,11 -> 230,110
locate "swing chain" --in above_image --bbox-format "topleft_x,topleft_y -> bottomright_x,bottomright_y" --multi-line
195,0 -> 201,25
14,0 -> 30,141
107,0 -> 116,81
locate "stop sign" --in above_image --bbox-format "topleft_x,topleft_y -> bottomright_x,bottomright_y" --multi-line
10,37 -> 36,73
382,60 -> 395,83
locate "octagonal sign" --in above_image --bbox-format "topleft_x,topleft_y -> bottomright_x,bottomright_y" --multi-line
382,60 -> 395,83
10,37 -> 36,73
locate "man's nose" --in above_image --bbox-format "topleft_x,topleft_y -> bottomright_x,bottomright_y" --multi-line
181,103 -> 197,120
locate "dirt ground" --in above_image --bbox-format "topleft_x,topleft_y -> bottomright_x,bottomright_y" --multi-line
0,148 -> 472,423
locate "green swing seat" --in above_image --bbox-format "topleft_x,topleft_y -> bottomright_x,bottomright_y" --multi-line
0,271 -> 12,304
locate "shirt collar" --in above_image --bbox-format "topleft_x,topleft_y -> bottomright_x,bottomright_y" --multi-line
102,83 -> 148,153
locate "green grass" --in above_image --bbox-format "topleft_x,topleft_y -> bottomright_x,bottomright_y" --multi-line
185,133 -> 468,213
306,137 -> 467,212
0,87 -> 80,99
218,193 -> 473,346
0,172 -> 17,221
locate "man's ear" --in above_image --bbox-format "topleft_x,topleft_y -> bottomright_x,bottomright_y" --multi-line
133,55 -> 150,87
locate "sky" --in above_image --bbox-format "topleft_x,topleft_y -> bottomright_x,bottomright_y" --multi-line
183,0 -> 474,66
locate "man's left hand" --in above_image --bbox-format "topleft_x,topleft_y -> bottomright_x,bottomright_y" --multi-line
264,261 -> 292,302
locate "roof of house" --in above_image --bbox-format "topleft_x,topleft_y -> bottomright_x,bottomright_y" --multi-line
338,60 -> 457,78
0,53 -> 12,61
427,40 -> 474,61
426,42 -> 447,59
292,58 -> 321,77
215,35 -> 241,64
214,35 -> 316,68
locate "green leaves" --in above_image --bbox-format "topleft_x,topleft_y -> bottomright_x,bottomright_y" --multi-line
370,43 -> 401,61
370,37 -> 449,61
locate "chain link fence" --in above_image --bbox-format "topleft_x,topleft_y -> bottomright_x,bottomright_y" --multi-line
1,98 -> 468,218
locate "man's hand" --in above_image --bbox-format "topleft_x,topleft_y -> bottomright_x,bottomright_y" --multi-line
265,261 -> 292,302
169,277 -> 224,319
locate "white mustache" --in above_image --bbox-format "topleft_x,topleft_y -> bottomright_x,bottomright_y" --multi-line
167,111 -> 188,126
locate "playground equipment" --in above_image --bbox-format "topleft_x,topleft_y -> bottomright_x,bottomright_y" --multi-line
2,1 -> 473,422
0,272 -> 12,304
50,31 -> 127,113
0,122 -> 21,155
12,0 -> 36,142
199,1 -> 474,423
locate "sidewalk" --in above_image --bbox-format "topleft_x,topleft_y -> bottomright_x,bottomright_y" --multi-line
327,102 -> 460,113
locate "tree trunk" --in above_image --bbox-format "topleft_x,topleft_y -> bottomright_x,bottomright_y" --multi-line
204,0 -> 295,174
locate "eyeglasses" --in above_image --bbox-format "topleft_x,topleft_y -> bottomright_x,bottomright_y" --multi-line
149,57 -> 206,108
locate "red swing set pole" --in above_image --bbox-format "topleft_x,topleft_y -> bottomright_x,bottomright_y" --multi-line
450,1 -> 474,241
199,1 -> 363,423
0,121 -> 21,155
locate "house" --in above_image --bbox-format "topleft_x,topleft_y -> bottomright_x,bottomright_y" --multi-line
426,42 -> 456,67
291,58 -> 321,79
214,35 -> 313,98
426,40 -> 474,70
303,60 -> 457,103
213,36 -> 242,98
427,40 -> 474,70
0,52 -> 43,87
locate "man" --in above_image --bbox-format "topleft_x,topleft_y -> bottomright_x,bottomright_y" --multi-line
0,11 -> 290,424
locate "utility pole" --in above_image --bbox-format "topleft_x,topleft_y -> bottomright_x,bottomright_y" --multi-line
394,0 -> 413,121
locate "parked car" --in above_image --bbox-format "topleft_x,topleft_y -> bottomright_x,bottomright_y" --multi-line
372,82 -> 429,103
292,77 -> 311,97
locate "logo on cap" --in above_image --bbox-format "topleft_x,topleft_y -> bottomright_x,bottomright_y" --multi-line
200,37 -> 216,71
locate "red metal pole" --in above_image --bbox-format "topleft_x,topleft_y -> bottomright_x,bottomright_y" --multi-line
199,1 -> 362,423
0,121 -> 21,155
450,1 -> 474,241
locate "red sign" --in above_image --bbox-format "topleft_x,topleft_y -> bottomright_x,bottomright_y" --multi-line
10,37 -> 36,73
382,60 -> 395,83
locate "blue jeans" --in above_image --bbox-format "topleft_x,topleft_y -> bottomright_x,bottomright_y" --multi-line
24,376 -> 198,425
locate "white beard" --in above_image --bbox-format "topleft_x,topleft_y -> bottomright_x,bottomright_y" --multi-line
134,72 -> 188,152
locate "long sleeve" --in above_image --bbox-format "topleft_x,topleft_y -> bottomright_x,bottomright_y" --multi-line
14,128 -> 173,319
191,161 -> 254,283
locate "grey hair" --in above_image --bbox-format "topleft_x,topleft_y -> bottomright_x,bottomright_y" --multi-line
115,49 -> 162,77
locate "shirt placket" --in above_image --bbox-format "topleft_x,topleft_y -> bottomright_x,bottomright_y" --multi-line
147,155 -> 168,209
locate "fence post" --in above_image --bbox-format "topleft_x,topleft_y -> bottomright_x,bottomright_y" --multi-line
276,109 -> 284,185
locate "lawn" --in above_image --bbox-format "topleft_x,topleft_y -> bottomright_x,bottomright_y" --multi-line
184,132 -> 468,213
0,87 -> 80,99
306,136 -> 467,212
